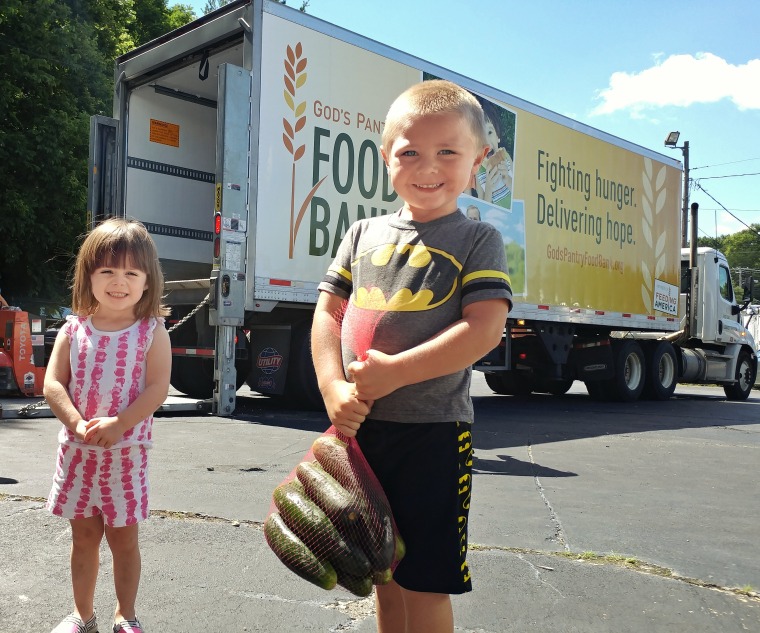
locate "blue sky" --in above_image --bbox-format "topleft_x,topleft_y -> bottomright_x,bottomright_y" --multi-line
185,0 -> 760,238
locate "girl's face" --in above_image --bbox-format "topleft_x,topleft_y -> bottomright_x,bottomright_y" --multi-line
484,120 -> 500,153
90,258 -> 148,317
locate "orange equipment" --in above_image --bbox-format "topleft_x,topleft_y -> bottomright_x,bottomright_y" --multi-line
0,309 -> 46,397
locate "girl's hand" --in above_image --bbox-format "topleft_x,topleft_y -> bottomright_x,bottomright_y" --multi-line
84,416 -> 125,448
71,419 -> 90,443
321,379 -> 373,438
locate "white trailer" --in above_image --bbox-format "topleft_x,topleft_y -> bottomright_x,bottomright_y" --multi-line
90,0 -> 756,414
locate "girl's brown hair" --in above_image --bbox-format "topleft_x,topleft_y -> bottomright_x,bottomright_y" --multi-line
71,218 -> 170,318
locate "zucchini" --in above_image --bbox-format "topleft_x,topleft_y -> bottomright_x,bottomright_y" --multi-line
371,567 -> 393,585
295,460 -> 362,528
393,532 -> 406,564
369,514 -> 396,573
264,512 -> 337,590
312,435 -> 397,574
336,570 -> 374,597
273,479 -> 370,577
311,435 -> 362,495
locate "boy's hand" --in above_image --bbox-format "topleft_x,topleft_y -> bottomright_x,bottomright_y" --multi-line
84,416 -> 125,448
348,349 -> 401,401
322,379 -> 373,438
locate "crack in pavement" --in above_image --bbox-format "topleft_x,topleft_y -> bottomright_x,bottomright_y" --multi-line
4,495 -> 758,604
526,442 -> 570,551
515,552 -> 566,598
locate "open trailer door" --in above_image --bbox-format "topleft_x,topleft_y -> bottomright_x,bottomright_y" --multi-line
87,115 -> 118,227
209,62 -> 252,415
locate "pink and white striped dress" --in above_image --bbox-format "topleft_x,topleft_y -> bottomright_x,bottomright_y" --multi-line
47,315 -> 162,527
61,315 -> 160,447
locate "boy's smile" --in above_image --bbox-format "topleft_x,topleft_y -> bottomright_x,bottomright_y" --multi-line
382,111 -> 488,222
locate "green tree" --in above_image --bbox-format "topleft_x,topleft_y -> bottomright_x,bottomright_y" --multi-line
167,3 -> 196,30
133,0 -> 195,45
699,225 -> 760,302
0,0 -> 195,310
722,225 -> 760,302
0,0 -> 116,307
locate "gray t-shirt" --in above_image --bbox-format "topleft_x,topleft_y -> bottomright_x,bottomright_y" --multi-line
318,209 -> 512,423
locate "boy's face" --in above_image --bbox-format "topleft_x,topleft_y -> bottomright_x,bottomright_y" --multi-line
382,111 -> 488,221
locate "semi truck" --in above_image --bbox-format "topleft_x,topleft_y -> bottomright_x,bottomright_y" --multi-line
89,0 -> 757,414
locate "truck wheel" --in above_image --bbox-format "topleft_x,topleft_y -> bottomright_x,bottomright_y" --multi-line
584,380 -> 610,401
169,309 -> 214,399
484,372 -> 532,396
170,357 -> 214,399
535,378 -> 574,396
169,311 -> 247,399
608,340 -> 645,402
723,350 -> 756,401
282,323 -> 323,410
171,355 -> 248,399
642,341 -> 678,400
485,372 -> 508,394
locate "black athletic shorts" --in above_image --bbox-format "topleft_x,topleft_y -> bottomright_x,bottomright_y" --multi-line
356,419 -> 473,594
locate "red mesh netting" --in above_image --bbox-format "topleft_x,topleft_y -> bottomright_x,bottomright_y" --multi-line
264,426 -> 404,596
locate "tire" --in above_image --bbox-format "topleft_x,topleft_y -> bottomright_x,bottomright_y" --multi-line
584,380 -> 610,401
607,340 -> 645,402
548,380 -> 573,396
484,372 -> 532,396
642,341 -> 678,401
538,379 -> 574,396
723,350 -> 756,401
282,323 -> 324,410
485,372 -> 508,394
169,309 -> 247,399
170,356 -> 214,399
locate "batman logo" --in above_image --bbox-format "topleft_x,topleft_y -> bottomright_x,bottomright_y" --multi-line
350,242 -> 462,312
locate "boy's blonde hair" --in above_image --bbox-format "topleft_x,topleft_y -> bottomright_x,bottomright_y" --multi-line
72,217 -> 170,318
381,79 -> 487,151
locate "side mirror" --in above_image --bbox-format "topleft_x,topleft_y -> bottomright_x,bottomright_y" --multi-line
742,277 -> 755,302
732,296 -> 752,315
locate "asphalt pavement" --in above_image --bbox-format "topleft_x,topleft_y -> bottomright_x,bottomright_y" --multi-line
1,382 -> 759,633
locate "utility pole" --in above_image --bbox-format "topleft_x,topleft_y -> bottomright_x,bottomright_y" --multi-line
681,141 -> 689,248
664,132 -> 689,247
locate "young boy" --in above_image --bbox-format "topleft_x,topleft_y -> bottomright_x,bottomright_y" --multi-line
311,79 -> 512,633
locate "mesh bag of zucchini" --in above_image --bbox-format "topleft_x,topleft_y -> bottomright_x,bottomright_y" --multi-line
265,427 -> 405,597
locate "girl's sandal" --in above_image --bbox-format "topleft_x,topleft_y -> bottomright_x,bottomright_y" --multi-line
51,613 -> 99,633
112,619 -> 143,633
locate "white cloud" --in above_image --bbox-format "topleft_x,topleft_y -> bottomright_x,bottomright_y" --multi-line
591,53 -> 760,116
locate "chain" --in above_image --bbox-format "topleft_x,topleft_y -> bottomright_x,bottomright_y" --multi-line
167,294 -> 210,334
14,295 -> 211,418
17,398 -> 49,418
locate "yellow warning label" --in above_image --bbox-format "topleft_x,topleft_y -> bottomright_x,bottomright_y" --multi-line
149,119 -> 179,147
215,183 -> 222,211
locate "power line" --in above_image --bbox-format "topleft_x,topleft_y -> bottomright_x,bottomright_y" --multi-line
693,182 -> 760,235
695,172 -> 760,181
691,157 -> 760,171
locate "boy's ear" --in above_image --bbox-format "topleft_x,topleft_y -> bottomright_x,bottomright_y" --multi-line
473,145 -> 490,173
380,146 -> 390,167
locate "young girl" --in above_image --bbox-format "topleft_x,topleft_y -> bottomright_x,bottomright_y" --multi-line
45,218 -> 172,633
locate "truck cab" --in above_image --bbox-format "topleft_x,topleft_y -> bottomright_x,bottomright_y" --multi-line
685,247 -> 751,345
678,246 -> 756,398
